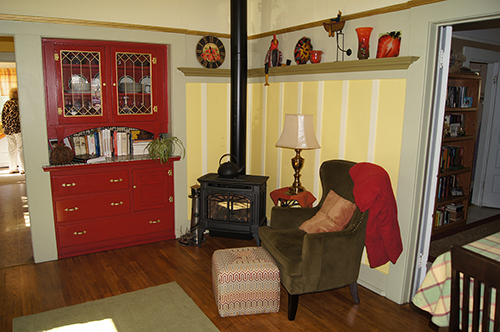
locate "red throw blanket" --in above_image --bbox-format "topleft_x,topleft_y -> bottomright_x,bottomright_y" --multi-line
349,163 -> 403,268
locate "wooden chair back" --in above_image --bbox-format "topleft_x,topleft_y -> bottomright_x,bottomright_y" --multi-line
450,245 -> 500,332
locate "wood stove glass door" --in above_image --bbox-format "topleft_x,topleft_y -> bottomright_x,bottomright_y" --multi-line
207,193 -> 252,223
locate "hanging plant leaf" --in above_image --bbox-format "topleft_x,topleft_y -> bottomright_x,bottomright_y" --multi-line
146,136 -> 185,164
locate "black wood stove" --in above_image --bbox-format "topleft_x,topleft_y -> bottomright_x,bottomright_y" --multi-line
197,173 -> 268,247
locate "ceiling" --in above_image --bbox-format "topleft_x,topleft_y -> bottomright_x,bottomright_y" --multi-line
452,18 -> 500,46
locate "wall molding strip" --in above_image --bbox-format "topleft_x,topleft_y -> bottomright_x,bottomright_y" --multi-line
0,0 -> 443,40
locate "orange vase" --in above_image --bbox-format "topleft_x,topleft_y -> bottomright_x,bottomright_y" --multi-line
355,27 -> 373,60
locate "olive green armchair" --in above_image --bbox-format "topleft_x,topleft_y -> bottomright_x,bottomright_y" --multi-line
259,160 -> 368,320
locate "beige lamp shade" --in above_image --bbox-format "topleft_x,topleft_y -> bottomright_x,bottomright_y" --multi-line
276,114 -> 320,149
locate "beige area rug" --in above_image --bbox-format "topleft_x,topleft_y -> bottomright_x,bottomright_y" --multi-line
13,282 -> 219,332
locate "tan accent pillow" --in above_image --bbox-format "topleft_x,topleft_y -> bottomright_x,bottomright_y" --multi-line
299,190 -> 356,233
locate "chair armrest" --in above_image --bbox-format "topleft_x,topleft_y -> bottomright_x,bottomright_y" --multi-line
270,206 -> 318,230
300,212 -> 367,292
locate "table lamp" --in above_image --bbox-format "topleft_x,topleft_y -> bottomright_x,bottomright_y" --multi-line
276,114 -> 320,195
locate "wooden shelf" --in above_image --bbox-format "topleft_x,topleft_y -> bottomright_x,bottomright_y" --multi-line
436,195 -> 468,207
443,135 -> 474,143
177,56 -> 420,78
446,107 -> 478,113
439,167 -> 471,177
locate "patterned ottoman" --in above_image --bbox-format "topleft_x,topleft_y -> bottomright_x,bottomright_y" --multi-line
212,246 -> 280,317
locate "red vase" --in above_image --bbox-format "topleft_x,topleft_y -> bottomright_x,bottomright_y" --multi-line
355,27 -> 373,60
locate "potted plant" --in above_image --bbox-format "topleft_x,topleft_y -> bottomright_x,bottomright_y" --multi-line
146,135 -> 185,164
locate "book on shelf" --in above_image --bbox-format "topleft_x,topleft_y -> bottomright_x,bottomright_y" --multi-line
446,86 -> 471,108
60,127 -> 153,161
434,203 -> 465,227
445,203 -> 464,221
132,139 -> 152,156
440,145 -> 464,171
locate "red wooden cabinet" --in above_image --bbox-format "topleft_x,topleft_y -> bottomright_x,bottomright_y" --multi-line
46,160 -> 176,258
42,38 -> 177,259
42,39 -> 168,140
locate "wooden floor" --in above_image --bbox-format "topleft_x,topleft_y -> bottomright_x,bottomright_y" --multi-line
0,234 -> 436,332
0,171 -> 33,269
0,170 -> 436,331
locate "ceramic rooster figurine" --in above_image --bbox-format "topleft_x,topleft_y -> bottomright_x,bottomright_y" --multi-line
265,34 -> 282,67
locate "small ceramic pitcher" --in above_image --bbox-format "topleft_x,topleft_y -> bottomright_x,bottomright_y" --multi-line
310,50 -> 324,63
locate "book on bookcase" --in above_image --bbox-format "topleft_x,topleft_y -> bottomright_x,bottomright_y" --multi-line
61,127 -> 153,162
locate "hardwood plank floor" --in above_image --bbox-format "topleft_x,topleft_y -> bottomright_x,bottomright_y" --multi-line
0,171 -> 33,269
1,235 -> 436,332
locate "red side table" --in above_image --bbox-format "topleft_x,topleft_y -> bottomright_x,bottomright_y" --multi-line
270,187 -> 316,207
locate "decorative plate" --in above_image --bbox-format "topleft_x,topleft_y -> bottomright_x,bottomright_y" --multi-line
139,76 -> 151,85
118,75 -> 135,84
294,37 -> 313,64
140,75 -> 151,93
68,74 -> 88,88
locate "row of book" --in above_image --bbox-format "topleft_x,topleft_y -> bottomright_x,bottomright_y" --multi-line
60,127 -> 153,160
440,145 -> 464,171
446,86 -> 473,108
434,203 -> 465,227
436,174 -> 462,199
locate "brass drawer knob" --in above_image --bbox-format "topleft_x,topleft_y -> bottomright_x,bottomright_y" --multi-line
169,196 -> 173,203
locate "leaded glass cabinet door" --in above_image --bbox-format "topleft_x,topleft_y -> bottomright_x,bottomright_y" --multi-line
55,45 -> 107,124
111,46 -> 161,123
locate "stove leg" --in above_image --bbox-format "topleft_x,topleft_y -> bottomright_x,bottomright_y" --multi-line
198,226 -> 205,248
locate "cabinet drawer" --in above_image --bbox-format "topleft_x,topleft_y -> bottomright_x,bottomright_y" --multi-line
51,170 -> 129,196
58,220 -> 111,248
57,209 -> 174,248
54,192 -> 130,222
125,209 -> 174,236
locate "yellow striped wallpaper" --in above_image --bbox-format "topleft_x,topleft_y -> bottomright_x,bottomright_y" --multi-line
186,79 -> 406,271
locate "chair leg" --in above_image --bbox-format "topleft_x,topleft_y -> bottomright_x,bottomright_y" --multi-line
350,282 -> 360,304
288,293 -> 299,321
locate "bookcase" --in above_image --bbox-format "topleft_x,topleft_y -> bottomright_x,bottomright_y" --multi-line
432,73 -> 481,236
42,38 -> 177,258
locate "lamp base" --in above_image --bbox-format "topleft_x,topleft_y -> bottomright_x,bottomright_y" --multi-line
286,149 -> 306,196
285,185 -> 305,196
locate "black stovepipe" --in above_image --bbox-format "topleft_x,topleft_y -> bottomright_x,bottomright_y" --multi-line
230,0 -> 247,176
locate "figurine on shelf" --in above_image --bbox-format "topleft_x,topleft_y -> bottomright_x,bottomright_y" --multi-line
322,11 -> 351,61
264,62 -> 270,86
323,11 -> 345,37
265,34 -> 282,68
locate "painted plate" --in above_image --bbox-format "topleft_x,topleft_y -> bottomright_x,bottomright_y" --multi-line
294,37 -> 313,64
139,75 -> 150,86
68,74 -> 88,88
118,75 -> 135,84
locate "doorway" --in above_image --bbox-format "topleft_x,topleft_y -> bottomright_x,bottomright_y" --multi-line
412,17 -> 500,298
0,38 -> 34,268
